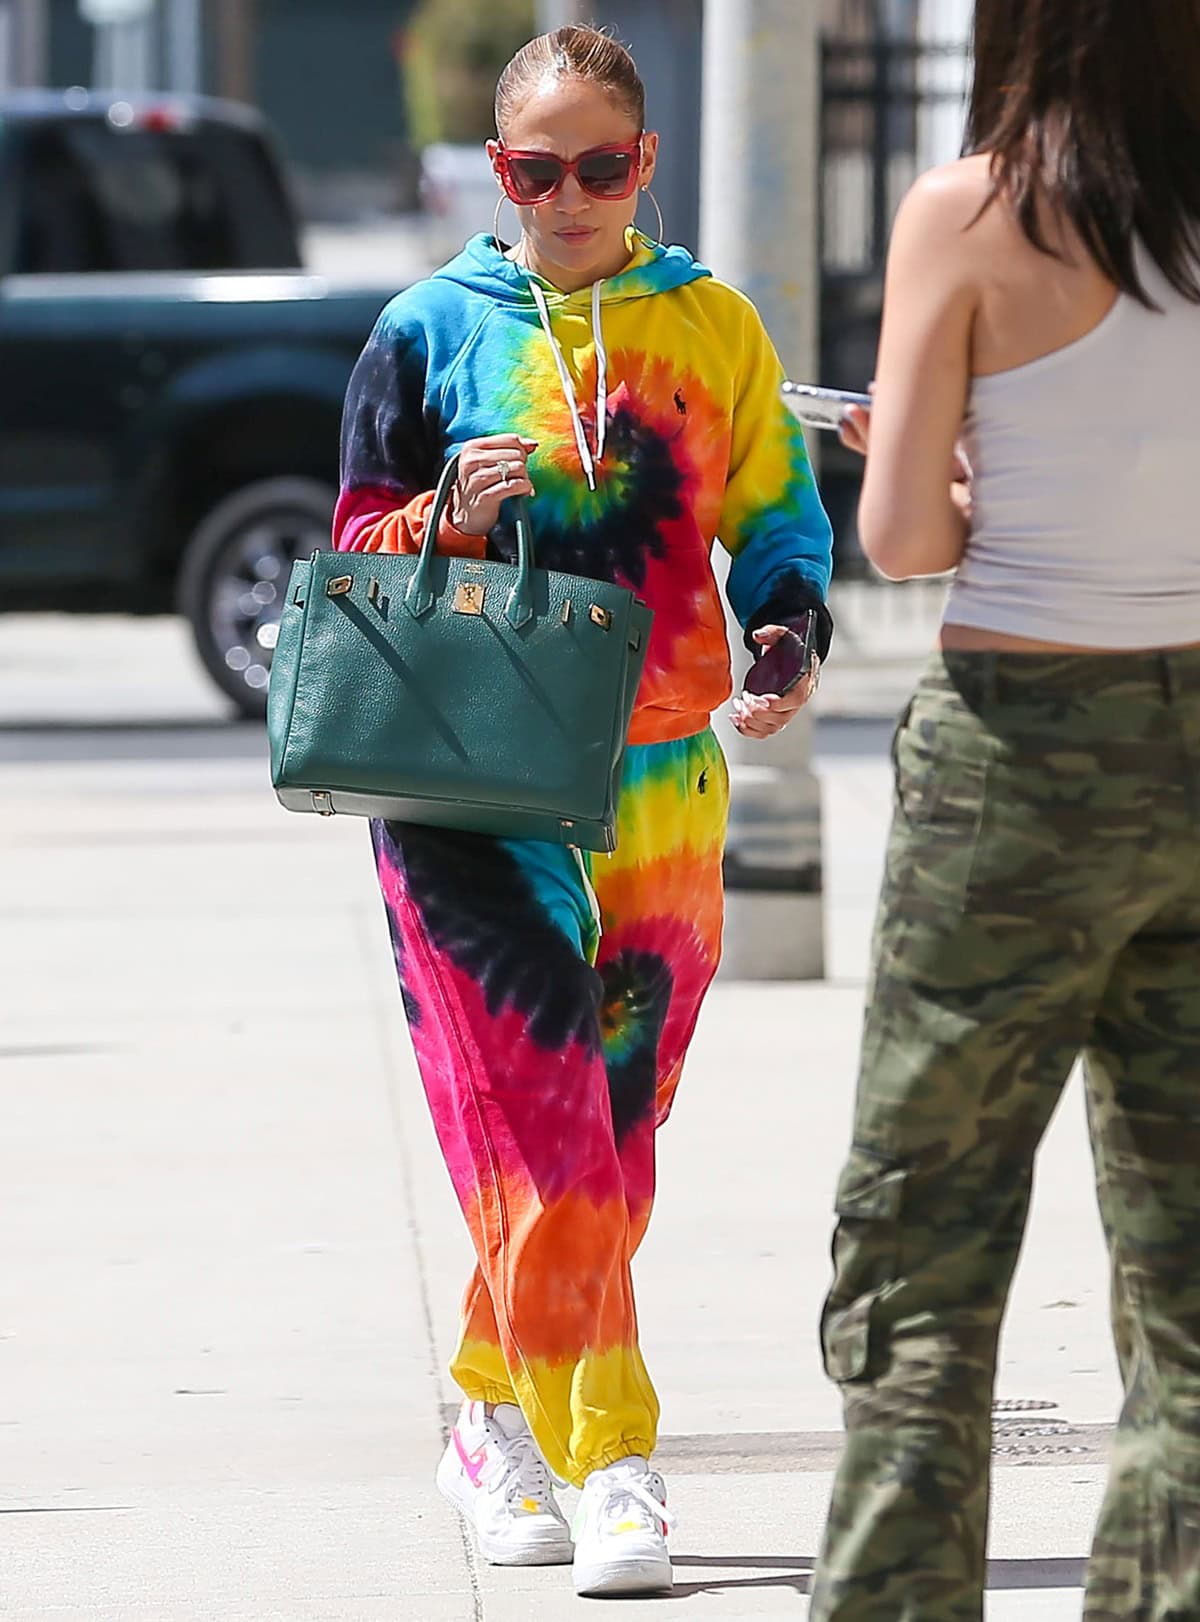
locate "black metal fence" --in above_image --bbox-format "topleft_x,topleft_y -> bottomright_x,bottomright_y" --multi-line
819,37 -> 971,568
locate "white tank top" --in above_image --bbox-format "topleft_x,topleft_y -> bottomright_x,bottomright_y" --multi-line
944,246 -> 1200,647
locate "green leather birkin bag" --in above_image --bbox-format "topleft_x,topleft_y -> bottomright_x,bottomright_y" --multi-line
266,455 -> 654,853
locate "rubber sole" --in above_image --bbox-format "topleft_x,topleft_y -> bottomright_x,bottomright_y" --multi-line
435,1450 -> 574,1568
573,1553 -> 674,1597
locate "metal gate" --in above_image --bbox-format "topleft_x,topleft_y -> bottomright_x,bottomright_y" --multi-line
819,35 -> 971,568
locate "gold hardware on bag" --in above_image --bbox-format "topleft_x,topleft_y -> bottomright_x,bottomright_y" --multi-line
326,575 -> 353,598
561,599 -> 572,624
454,583 -> 486,615
589,604 -> 612,631
367,577 -> 380,605
310,792 -> 334,815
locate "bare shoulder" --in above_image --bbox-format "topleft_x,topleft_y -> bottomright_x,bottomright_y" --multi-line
890,155 -> 997,264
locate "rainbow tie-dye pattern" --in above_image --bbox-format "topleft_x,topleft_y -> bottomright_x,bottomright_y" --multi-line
371,732 -> 728,1484
334,230 -> 832,1483
334,229 -> 832,742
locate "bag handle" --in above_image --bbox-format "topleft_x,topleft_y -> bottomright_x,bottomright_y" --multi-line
404,453 -> 535,630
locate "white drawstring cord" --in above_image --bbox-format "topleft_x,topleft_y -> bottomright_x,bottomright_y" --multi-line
527,275 -> 608,492
592,277 -> 608,465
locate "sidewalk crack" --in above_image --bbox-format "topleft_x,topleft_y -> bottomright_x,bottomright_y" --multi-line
356,909 -> 484,1620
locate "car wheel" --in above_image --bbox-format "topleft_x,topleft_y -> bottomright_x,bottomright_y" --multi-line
178,477 -> 335,718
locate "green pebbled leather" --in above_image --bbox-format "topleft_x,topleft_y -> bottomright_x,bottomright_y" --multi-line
267,455 -> 653,853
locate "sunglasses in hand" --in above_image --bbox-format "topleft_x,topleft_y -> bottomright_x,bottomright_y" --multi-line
495,140 -> 643,206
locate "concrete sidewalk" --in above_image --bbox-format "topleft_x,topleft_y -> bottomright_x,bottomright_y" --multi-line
1,620 -> 1120,1619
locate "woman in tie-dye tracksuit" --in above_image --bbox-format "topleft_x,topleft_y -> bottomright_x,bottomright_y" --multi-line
333,24 -> 833,1598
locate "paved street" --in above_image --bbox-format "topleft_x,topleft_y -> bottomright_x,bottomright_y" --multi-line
2,613 -> 1120,1619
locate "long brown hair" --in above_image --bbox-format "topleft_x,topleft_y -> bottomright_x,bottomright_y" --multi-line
966,0 -> 1200,305
495,25 -> 645,139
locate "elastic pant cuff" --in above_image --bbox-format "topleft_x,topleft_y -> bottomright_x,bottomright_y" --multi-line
455,1380 -> 518,1407
571,1438 -> 657,1488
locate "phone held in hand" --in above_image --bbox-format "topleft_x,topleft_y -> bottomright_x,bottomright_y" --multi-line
780,381 -> 872,432
743,612 -> 819,699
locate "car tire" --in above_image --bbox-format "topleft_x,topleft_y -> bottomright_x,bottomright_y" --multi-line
178,477 -> 335,718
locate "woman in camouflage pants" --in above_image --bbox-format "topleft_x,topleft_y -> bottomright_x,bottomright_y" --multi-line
810,1 -> 1200,1617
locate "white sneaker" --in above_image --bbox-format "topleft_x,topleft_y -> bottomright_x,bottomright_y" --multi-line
435,1400 -> 573,1567
572,1455 -> 675,1597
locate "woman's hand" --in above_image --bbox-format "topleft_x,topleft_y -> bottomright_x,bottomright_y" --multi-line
731,626 -> 820,739
838,399 -> 872,458
449,435 -> 538,535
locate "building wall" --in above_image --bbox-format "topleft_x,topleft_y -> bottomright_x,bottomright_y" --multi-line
37,0 -> 417,213
47,0 -> 92,87
255,0 -> 413,176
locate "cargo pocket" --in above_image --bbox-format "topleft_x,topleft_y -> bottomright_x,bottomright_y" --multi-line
819,1146 -> 906,1384
886,707 -> 988,916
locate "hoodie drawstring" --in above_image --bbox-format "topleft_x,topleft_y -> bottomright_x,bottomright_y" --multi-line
528,277 -> 607,493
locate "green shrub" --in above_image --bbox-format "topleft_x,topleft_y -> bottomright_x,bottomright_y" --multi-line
403,0 -> 537,147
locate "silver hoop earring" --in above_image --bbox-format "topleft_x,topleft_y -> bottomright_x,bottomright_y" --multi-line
637,186 -> 665,244
493,193 -> 520,247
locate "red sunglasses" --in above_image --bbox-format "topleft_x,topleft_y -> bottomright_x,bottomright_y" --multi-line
495,140 -> 643,206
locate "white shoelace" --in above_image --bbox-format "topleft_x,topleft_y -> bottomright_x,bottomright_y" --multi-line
593,1472 -> 679,1536
527,276 -> 608,492
482,1424 -> 555,1509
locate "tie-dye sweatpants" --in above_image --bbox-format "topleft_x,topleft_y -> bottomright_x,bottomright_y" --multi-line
370,728 -> 729,1486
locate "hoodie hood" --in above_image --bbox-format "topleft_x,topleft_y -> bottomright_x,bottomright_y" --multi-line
431,229 -> 712,309
432,230 -> 713,491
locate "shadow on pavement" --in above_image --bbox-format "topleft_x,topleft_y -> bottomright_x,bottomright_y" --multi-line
1,715 -> 891,770
0,718 -> 266,766
988,1555 -> 1087,1589
668,1552 -> 1087,1598
669,1553 -> 813,1598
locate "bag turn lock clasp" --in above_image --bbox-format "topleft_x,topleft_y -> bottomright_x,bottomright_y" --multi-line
589,604 -> 612,631
326,575 -> 353,598
454,583 -> 486,615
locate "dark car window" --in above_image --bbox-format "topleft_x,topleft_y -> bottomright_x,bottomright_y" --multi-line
14,118 -> 301,274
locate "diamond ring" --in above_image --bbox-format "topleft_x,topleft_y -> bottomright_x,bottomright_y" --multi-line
498,460 -> 512,483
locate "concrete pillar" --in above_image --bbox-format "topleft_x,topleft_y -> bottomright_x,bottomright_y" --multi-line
9,0 -> 48,86
701,0 -> 826,979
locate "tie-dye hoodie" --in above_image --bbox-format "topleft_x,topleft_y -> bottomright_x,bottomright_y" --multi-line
334,229 -> 833,744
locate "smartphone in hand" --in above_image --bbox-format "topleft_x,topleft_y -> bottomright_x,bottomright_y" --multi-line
743,613 -> 818,698
780,381 -> 872,432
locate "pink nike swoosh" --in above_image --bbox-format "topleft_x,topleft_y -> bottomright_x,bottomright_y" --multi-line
453,1428 -> 489,1488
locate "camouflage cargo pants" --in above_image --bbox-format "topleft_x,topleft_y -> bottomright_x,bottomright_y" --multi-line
810,649 -> 1200,1622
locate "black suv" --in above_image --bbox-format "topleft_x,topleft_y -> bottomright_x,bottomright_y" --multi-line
0,91 -> 398,714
